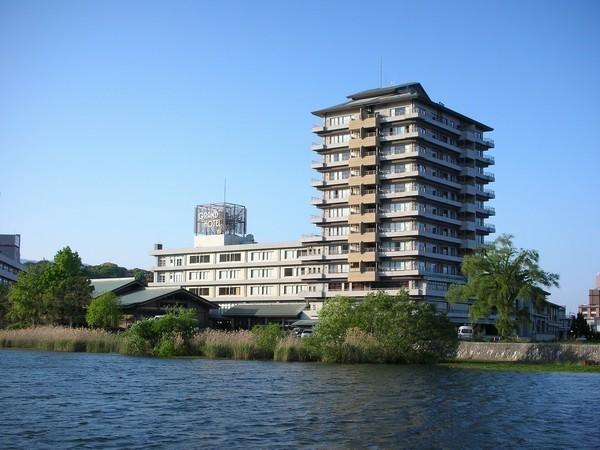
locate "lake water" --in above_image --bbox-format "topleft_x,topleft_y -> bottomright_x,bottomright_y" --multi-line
1,349 -> 599,449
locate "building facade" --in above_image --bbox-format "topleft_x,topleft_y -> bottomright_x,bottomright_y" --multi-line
302,83 -> 495,317
0,234 -> 24,285
578,273 -> 600,332
150,203 -> 317,319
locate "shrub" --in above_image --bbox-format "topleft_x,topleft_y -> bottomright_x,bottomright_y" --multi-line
251,324 -> 281,359
274,336 -> 319,362
86,292 -> 122,329
312,291 -> 458,364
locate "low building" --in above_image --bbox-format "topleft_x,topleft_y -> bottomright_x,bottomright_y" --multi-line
578,274 -> 600,332
150,203 -> 318,327
0,234 -> 24,285
90,277 -> 218,327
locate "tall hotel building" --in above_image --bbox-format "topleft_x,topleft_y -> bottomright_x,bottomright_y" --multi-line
151,83 -> 495,322
302,83 -> 495,313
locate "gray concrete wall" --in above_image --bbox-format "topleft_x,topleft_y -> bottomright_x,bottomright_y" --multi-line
456,342 -> 600,363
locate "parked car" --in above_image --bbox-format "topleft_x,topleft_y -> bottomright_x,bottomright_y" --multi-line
458,326 -> 474,340
300,329 -> 313,338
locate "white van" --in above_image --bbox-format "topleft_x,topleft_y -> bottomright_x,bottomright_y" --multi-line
458,326 -> 474,340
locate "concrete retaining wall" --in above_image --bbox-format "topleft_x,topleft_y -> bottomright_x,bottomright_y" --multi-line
456,342 -> 600,363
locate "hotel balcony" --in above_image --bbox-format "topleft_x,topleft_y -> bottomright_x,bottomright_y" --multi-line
299,252 -> 326,262
348,266 -> 378,282
310,214 -> 350,224
348,192 -> 377,205
348,171 -> 378,186
460,130 -> 495,148
302,272 -> 327,280
347,230 -> 377,244
348,114 -> 378,131
347,211 -> 377,224
348,134 -> 378,149
311,141 -> 348,152
311,122 -> 349,134
310,158 -> 348,170
479,188 -> 495,199
460,221 -> 477,232
348,249 -> 377,263
348,152 -> 377,168
311,177 -> 348,188
477,223 -> 496,234
461,239 -> 482,250
310,196 -> 348,206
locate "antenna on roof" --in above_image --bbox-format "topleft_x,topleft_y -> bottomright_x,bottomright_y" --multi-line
379,56 -> 383,88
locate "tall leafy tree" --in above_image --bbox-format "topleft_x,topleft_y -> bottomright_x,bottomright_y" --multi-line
0,284 -> 10,327
47,247 -> 93,326
569,312 -> 592,339
8,262 -> 52,326
447,234 -> 559,337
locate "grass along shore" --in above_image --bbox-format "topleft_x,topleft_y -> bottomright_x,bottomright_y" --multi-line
0,326 -> 319,362
2,326 -> 600,373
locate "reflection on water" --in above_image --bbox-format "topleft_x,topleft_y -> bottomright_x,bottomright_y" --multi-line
1,349 -> 598,449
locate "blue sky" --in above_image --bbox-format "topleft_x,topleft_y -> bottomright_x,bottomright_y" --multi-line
1,0 -> 598,312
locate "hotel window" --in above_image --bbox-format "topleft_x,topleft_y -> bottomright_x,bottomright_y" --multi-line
283,250 -> 297,260
175,258 -> 183,267
250,268 -> 274,279
282,285 -> 298,295
157,257 -> 166,267
219,270 -> 240,280
189,255 -> 210,264
174,272 -> 184,282
326,133 -> 350,144
249,285 -> 274,296
157,273 -> 166,283
328,115 -> 351,126
189,287 -> 210,296
218,286 -> 241,296
390,106 -> 406,116
283,267 -> 295,277
189,271 -> 209,281
250,251 -> 274,262
219,253 -> 241,263
328,263 -> 349,273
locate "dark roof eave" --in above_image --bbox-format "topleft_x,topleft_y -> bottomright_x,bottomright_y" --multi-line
121,288 -> 219,309
311,83 -> 493,131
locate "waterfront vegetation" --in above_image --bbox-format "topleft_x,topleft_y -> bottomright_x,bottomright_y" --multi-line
448,234 -> 559,337
0,291 -> 458,364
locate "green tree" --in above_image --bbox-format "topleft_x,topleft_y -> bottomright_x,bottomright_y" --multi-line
8,262 -> 52,326
569,312 -> 592,339
46,247 -> 93,326
312,291 -> 457,363
447,234 -> 559,337
86,292 -> 122,329
0,284 -> 9,327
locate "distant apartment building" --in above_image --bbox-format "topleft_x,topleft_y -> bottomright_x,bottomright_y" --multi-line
0,234 -> 23,285
578,274 -> 600,332
150,203 -> 317,323
302,83 -> 495,318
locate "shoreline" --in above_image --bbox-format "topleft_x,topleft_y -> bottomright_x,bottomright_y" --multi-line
2,346 -> 600,373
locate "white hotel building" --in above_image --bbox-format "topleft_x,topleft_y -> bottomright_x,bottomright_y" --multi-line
150,83 -> 497,326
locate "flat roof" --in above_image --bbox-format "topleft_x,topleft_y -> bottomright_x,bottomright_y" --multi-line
223,303 -> 306,318
150,240 -> 304,256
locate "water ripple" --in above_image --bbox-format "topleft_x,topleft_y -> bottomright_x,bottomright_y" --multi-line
1,349 -> 600,449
